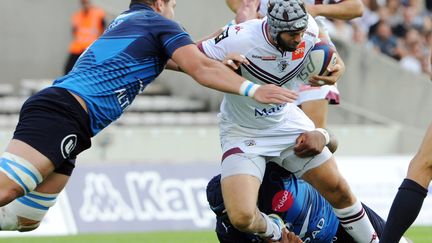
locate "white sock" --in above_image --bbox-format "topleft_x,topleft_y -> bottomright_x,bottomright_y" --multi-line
333,201 -> 379,243
258,213 -> 282,240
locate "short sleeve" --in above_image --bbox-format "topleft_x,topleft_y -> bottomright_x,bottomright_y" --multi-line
156,19 -> 194,57
201,25 -> 249,61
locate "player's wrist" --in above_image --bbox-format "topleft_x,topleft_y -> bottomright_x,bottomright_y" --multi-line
315,128 -> 330,145
239,80 -> 260,97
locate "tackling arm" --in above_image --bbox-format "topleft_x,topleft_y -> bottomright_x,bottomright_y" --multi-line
171,44 -> 298,104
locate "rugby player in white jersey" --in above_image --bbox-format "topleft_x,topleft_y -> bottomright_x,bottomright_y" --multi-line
197,0 -> 378,242
225,0 -> 363,128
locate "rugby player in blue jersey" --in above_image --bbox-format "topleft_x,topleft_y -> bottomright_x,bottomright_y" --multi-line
207,163 -> 386,243
207,130 -> 411,243
0,0 -> 296,231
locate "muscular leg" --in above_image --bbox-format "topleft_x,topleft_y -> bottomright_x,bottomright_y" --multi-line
0,139 -> 61,231
299,99 -> 328,128
302,157 -> 378,243
221,175 -> 265,233
15,172 -> 69,231
380,123 -> 432,243
220,153 -> 283,240
0,139 -> 55,206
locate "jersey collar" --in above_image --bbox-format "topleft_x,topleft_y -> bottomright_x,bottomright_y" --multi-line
129,3 -> 154,12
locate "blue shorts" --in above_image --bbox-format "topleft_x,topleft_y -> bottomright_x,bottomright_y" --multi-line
13,87 -> 92,176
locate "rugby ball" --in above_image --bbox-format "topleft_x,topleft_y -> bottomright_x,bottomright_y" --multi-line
307,41 -> 338,76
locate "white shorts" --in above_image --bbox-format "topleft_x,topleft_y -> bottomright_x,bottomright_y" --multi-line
219,106 -> 333,180
295,84 -> 340,106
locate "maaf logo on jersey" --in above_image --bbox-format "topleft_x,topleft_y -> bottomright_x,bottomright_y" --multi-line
292,42 -> 306,60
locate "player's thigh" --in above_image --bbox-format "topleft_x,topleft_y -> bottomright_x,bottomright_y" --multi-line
6,139 -> 55,178
301,156 -> 355,207
0,139 -> 55,201
299,99 -> 328,128
221,153 -> 265,215
221,174 -> 261,217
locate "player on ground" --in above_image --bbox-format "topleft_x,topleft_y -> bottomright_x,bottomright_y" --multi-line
225,0 -> 363,128
380,122 -> 432,242
207,163 -> 386,243
0,0 -> 295,231
198,0 -> 378,242
207,129 -> 411,243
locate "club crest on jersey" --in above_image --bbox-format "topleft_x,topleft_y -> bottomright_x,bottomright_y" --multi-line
277,59 -> 289,72
292,42 -> 305,60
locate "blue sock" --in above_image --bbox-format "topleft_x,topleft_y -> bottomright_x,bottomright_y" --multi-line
380,179 -> 428,243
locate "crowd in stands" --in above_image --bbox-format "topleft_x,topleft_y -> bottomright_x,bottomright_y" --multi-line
324,0 -> 432,77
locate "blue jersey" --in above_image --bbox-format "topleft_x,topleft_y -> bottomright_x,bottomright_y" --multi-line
258,163 -> 339,242
207,162 -> 339,243
53,4 -> 193,135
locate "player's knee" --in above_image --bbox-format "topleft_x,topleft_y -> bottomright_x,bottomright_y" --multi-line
0,191 -> 57,231
0,187 -> 23,206
228,208 -> 256,231
0,152 -> 43,196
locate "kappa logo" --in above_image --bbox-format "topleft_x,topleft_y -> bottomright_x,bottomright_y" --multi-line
234,25 -> 243,34
292,42 -> 305,60
61,134 -> 77,159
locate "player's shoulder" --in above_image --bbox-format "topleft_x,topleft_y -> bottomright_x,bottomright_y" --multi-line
218,19 -> 265,45
231,19 -> 263,36
304,15 -> 319,40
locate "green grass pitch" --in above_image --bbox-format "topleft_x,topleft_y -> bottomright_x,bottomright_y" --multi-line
0,227 -> 430,243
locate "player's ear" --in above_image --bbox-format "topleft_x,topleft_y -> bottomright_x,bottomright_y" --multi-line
153,0 -> 163,12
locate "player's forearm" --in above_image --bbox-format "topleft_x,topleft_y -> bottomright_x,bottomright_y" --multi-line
190,58 -> 247,95
309,1 -> 363,20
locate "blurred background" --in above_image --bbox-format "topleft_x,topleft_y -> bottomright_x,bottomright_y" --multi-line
0,0 -> 431,240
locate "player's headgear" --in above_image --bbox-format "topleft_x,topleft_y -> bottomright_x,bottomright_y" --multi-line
267,0 -> 309,41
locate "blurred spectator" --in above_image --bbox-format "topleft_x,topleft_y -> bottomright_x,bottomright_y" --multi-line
369,20 -> 399,59
332,0 -> 432,77
392,6 -> 423,38
64,0 -> 105,75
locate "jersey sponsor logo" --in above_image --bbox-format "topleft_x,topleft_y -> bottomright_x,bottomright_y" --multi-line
214,27 -> 230,44
272,190 -> 294,212
251,54 -> 277,61
115,88 -> 130,110
303,218 -> 326,242
292,42 -> 306,60
61,134 -> 77,159
254,104 -> 286,117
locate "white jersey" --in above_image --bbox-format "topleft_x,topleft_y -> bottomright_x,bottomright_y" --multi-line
202,16 -> 320,129
256,0 -> 341,106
